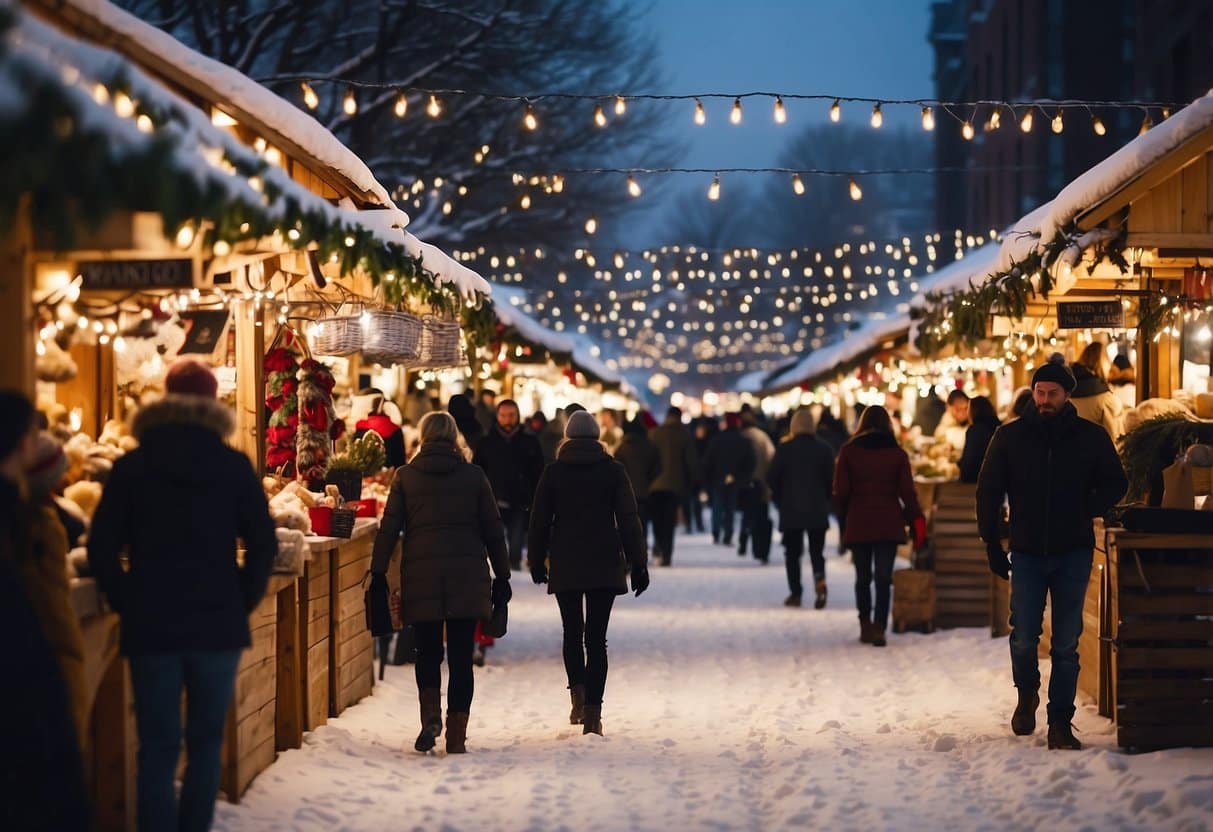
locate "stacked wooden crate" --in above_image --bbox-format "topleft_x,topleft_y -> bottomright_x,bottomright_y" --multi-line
929,482 -> 990,628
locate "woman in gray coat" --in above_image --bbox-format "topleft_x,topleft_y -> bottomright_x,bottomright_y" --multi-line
371,412 -> 510,754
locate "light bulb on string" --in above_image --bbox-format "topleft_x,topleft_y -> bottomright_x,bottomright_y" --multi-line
988,107 -> 1001,130
829,98 -> 841,122
773,97 -> 787,124
1019,108 -> 1034,132
791,173 -> 805,195
427,95 -> 442,118
552,174 -> 564,193
707,175 -> 721,201
523,102 -> 538,131
849,178 -> 863,201
343,89 -> 357,115
921,106 -> 935,131
870,103 -> 883,128
1162,107 -> 1171,119
394,92 -> 408,118
593,104 -> 607,127
300,82 -> 319,110
614,95 -> 627,116
693,99 -> 706,125
961,120 -> 974,140
520,193 -> 531,210
1092,114 -> 1107,135
1051,109 -> 1064,133
1139,112 -> 1153,135
585,215 -> 598,235
627,175 -> 642,197
730,98 -> 743,124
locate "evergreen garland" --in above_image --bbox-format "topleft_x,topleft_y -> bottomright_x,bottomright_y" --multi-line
264,342 -> 301,472
295,358 -> 338,485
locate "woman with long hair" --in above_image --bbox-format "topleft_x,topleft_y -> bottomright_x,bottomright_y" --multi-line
1071,343 -> 1125,441
370,411 -> 510,754
527,411 -> 649,736
958,396 -> 1001,483
832,406 -> 925,647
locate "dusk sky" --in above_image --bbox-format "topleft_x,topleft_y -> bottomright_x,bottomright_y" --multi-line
637,0 -> 936,200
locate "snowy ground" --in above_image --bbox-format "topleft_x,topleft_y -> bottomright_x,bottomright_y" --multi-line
216,530 -> 1213,832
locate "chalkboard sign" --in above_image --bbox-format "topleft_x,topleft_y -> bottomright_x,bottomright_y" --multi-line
178,310 -> 231,357
1056,300 -> 1124,329
78,258 -> 194,290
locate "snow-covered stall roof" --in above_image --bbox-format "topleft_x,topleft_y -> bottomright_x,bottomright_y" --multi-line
30,0 -> 394,209
7,3 -> 489,301
907,243 -> 1000,311
488,284 -> 577,355
996,92 -> 1213,272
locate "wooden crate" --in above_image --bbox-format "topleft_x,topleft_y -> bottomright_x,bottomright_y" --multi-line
929,482 -> 989,628
330,535 -> 375,716
1109,532 -> 1213,752
299,547 -> 332,731
222,583 -> 278,802
892,568 -> 936,633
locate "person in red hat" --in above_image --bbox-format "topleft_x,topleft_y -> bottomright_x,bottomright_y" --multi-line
89,359 -> 277,831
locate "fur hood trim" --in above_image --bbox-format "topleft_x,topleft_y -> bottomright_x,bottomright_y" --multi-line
132,395 -> 236,440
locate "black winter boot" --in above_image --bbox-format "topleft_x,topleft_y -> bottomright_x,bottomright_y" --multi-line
582,704 -> 603,736
813,578 -> 828,609
1011,688 -> 1039,736
1047,722 -> 1082,750
414,688 -> 442,752
446,711 -> 469,753
569,684 -> 586,725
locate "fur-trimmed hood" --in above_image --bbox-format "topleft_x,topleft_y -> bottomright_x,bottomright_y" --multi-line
131,395 -> 235,441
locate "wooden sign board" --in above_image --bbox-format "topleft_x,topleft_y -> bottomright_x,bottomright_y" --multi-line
78,258 -> 194,290
1056,300 -> 1125,329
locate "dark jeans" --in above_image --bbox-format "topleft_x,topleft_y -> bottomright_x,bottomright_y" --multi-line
501,506 -> 529,569
683,489 -> 705,533
739,487 -> 773,560
128,649 -> 241,832
852,542 -> 898,629
414,618 -> 477,712
649,490 -> 681,563
784,528 -> 827,596
1009,549 -> 1093,724
556,590 -> 617,706
710,483 -> 739,543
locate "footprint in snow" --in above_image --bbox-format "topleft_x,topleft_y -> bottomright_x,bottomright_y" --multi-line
876,724 -> 892,734
1130,790 -> 1164,813
818,720 -> 841,732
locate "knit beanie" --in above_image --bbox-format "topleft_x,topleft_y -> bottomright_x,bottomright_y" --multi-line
25,431 -> 66,499
565,410 -> 601,440
790,408 -> 816,436
165,359 -> 218,398
1031,352 -> 1076,393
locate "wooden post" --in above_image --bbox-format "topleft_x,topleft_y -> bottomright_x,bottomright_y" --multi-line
275,581 -> 303,751
92,652 -> 135,832
0,196 -> 35,395
233,299 -> 266,470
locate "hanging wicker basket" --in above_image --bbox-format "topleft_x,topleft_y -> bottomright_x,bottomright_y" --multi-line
361,309 -> 423,366
409,315 -> 465,369
310,304 -> 364,357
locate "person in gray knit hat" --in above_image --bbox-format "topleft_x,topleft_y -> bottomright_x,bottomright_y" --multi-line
527,407 -> 649,736
976,352 -> 1125,750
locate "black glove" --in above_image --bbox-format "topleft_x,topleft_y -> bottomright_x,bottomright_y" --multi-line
986,543 -> 1010,580
531,566 -> 548,585
631,565 -> 650,597
491,577 -> 512,605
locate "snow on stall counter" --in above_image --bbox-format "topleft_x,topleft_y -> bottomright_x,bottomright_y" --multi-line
213,532 -> 1213,832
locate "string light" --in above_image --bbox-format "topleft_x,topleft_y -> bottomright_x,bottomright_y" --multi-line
300,82 -> 318,110
988,107 -> 1001,130
627,175 -> 642,197
773,97 -> 787,124
870,103 -> 882,128
829,98 -> 841,122
730,98 -> 743,124
614,95 -> 627,116
961,120 -> 974,140
520,193 -> 532,210
523,102 -> 538,131
394,92 -> 408,118
1092,114 -> 1107,135
707,175 -> 721,200
343,89 -> 357,115
1051,109 -> 1064,133
848,179 -> 862,200
1139,113 -> 1153,135
585,215 -> 598,235
694,99 -> 706,125
594,104 -> 607,127
114,91 -> 135,118
791,173 -> 805,195
427,94 -> 442,118
921,106 -> 935,131
1019,108 -> 1033,132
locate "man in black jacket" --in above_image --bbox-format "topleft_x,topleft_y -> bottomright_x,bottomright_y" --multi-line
702,413 -> 756,547
473,399 -> 545,570
976,357 -> 1127,750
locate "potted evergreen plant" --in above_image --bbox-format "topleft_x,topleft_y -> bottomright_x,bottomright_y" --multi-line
324,432 -> 386,502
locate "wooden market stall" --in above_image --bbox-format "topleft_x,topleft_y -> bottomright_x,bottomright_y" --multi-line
1,1 -> 492,824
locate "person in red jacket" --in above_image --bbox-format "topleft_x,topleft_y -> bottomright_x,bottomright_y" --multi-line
354,388 -> 407,468
832,405 -> 925,647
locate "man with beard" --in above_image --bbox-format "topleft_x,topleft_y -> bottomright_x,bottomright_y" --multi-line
473,399 -> 544,570
976,354 -> 1126,750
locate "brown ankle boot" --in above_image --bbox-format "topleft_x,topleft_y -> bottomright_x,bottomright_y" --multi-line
859,620 -> 875,644
414,688 -> 442,752
582,704 -> 603,736
1012,688 -> 1040,736
569,684 -> 586,725
814,578 -> 828,609
446,711 -> 469,753
871,627 -> 887,647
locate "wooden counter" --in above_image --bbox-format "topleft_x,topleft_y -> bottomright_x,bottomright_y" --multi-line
325,519 -> 378,716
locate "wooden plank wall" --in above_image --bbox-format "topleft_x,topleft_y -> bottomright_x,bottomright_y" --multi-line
221,586 -> 278,801
330,537 -> 374,715
300,548 -> 332,730
929,483 -> 991,628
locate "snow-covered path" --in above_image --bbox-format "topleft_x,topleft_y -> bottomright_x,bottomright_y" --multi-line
216,532 -> 1213,832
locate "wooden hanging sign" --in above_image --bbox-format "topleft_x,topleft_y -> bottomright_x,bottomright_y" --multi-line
77,258 -> 194,290
1056,300 -> 1125,329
